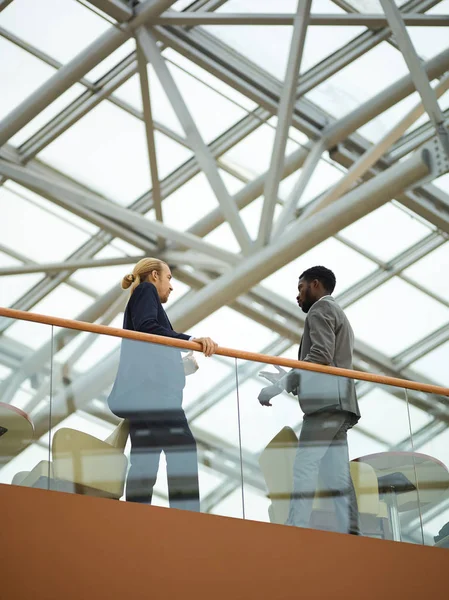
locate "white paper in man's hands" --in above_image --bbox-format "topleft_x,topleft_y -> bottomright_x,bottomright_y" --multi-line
183,350 -> 199,376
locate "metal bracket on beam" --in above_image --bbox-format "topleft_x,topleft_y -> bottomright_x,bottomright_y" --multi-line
421,135 -> 449,183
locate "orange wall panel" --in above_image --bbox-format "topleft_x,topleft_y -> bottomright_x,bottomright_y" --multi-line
1,483 -> 449,600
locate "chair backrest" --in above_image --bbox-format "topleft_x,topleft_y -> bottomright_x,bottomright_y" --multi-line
105,419 -> 130,450
52,427 -> 128,498
258,426 -> 298,525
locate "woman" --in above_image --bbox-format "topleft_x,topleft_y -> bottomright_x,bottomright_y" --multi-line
108,257 -> 217,511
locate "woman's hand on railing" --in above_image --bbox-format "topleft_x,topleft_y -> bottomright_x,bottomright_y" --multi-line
192,337 -> 218,357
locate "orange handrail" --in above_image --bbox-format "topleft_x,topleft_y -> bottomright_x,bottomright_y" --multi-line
1,306 -> 448,397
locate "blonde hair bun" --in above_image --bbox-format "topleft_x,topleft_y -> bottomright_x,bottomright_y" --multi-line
121,273 -> 136,290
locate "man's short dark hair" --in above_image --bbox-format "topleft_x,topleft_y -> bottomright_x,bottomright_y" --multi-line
299,266 -> 336,294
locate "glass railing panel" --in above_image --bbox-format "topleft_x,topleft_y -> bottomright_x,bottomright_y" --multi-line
350,381 -> 424,545
0,317 -> 53,491
404,388 -> 449,549
237,359 -> 423,543
48,327 -> 243,517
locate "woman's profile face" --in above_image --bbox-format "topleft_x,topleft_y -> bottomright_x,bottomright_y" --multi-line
152,264 -> 173,304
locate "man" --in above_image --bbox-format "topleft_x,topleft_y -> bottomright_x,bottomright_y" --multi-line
258,266 -> 361,535
108,258 -> 218,511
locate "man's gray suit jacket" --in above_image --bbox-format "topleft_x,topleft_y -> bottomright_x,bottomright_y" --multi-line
294,296 -> 360,419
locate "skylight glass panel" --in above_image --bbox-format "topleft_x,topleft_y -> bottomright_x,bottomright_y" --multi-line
339,203 -> 433,262
0,270 -> 43,309
239,197 -> 264,240
302,24 -> 366,72
278,157 -> 345,207
188,307 -> 277,351
407,27 -> 449,61
404,88 -> 449,136
38,101 -> 191,204
261,237 -> 377,298
0,186 -> 91,262
358,91 -> 420,143
160,172 -> 221,231
0,37 -> 54,121
69,247 -> 140,294
166,57 -> 250,144
306,42 -> 410,118
345,277 -> 449,357
411,340 -> 449,387
0,0 -> 110,64
404,242 -> 449,303
113,70 -> 185,138
85,38 -> 136,83
222,123 -> 300,179
158,168 -> 243,234
204,221 -> 241,254
343,0 -> 383,11
5,182 -> 100,236
203,23 -> 293,81
218,0 -> 299,12
163,48 -> 258,113
10,82 -> 87,148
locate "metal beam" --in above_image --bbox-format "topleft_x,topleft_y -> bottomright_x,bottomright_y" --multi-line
0,159 -> 237,265
323,48 -> 449,148
86,0 -> 134,21
0,254 -> 145,276
302,74 -> 449,221
154,12 -> 449,27
329,143 -> 449,235
137,26 -> 252,253
0,251 -> 230,276
380,0 -> 449,158
0,0 -> 176,146
136,44 -> 164,242
336,232 -> 446,308
170,147 -> 432,331
257,0 -> 311,247
0,0 -> 14,12
273,139 -> 325,237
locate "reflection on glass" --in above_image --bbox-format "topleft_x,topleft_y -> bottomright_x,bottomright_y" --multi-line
254,366 -> 360,535
43,326 -> 243,517
350,383 -> 425,544
404,389 -> 449,549
239,364 -> 428,544
0,318 -> 52,491
108,337 -> 200,511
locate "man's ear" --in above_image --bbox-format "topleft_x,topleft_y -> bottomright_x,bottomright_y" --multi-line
151,269 -> 159,281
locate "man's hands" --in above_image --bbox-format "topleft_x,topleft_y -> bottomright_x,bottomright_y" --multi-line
258,368 -> 300,407
192,337 -> 218,357
259,365 -> 287,384
258,384 -> 282,407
